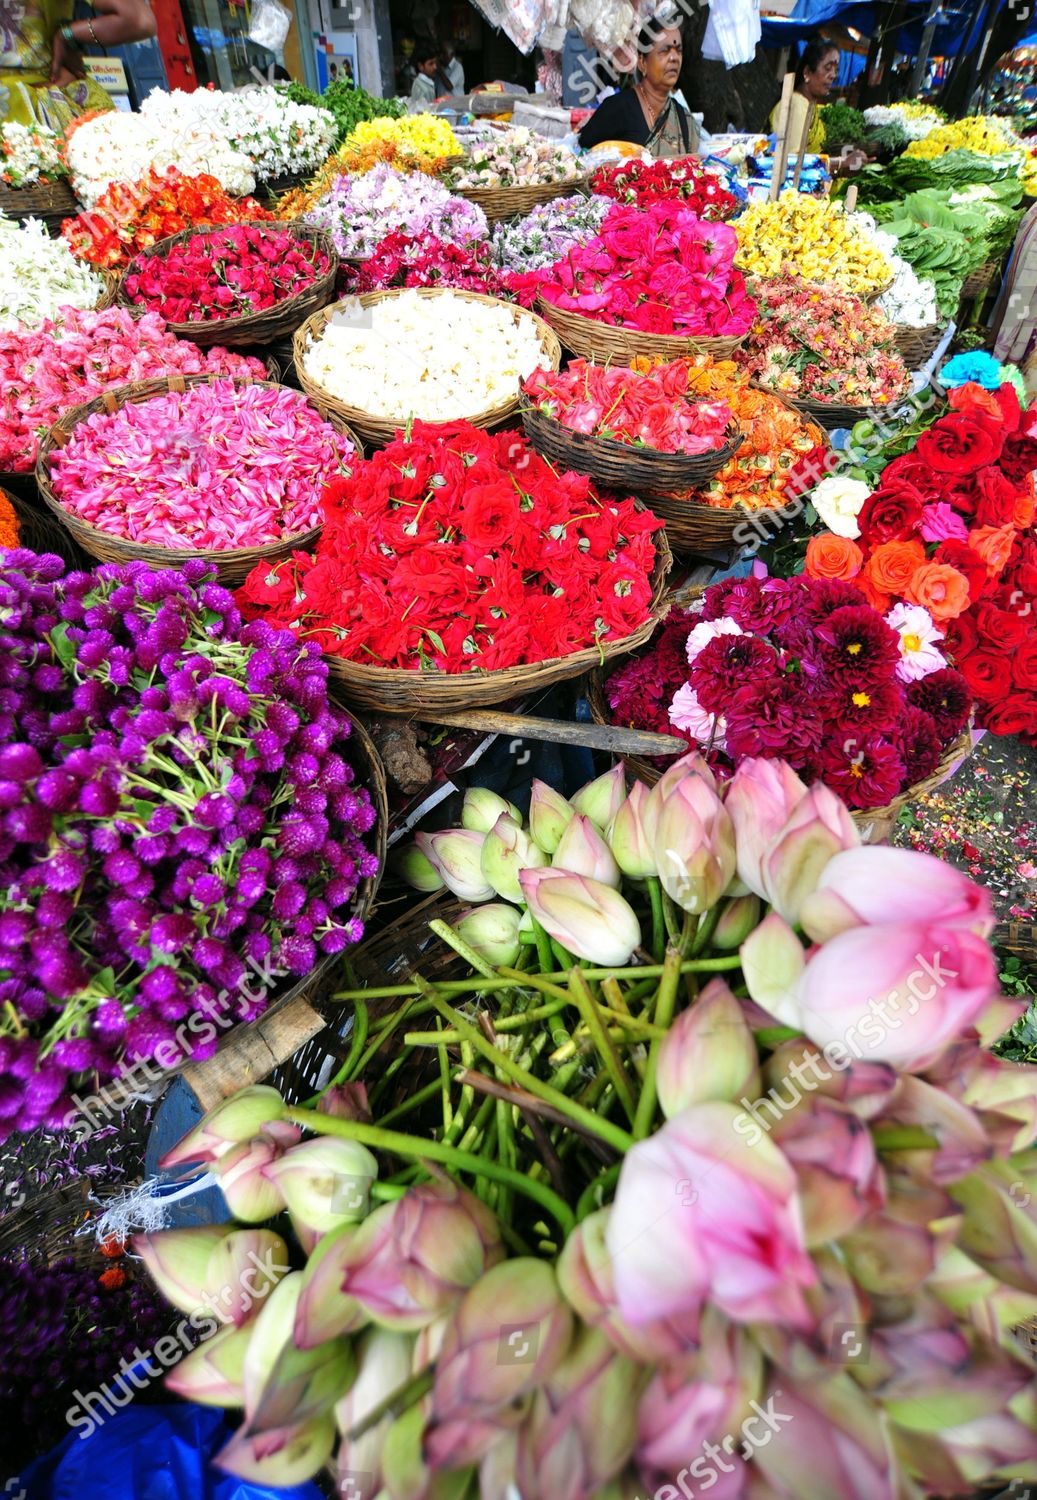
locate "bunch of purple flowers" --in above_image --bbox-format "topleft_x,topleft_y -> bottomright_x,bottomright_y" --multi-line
0,551 -> 379,1141
304,163 -> 488,260
490,193 -> 611,274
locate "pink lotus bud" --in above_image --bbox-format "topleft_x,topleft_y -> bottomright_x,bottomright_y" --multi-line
607,1100 -> 816,1330
215,1415 -> 337,1486
392,843 -> 446,893
461,786 -> 521,834
204,1227 -> 294,1327
552,813 -> 621,887
751,1376 -> 899,1500
571,764 -> 626,830
132,1225 -> 236,1316
514,1327 -> 640,1500
654,776 -> 736,914
771,1096 -> 885,1246
557,1208 -> 700,1364
294,1223 -> 369,1349
426,1259 -> 573,1469
641,753 -> 718,848
480,813 -> 548,903
165,1321 -> 252,1406
800,846 -> 994,945
877,1075 -> 992,1185
842,1178 -> 954,1296
453,903 -> 522,967
317,1082 -> 371,1122
415,829 -> 494,902
724,756 -> 809,894
607,781 -> 656,879
160,1085 -> 288,1168
712,893 -> 761,950
335,1327 -> 416,1497
761,1039 -> 898,1122
951,1157 -> 1037,1294
212,1127 -> 302,1223
529,778 -> 575,855
743,918 -> 998,1072
926,1040 -> 1037,1156
657,980 -> 760,1117
262,1137 -> 378,1246
518,868 -> 641,966
757,782 -> 860,925
380,1404 -> 441,1500
243,1271 -> 355,1433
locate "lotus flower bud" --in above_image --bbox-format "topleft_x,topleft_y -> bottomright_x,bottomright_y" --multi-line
571,764 -> 626,830
761,1039 -> 897,1122
654,776 -> 736,914
878,1075 -> 991,1186
461,786 -> 521,834
132,1225 -> 236,1316
751,1375 -> 899,1500
518,868 -> 641,966
215,1415 -> 337,1487
165,1321 -> 252,1407
926,1040 -> 1037,1156
951,1156 -> 1037,1294
393,843 -> 446,893
712,893 -> 761,950
335,1327 -> 416,1498
607,782 -> 656,879
842,1178 -> 954,1296
800,845 -> 994,945
480,814 -> 548,904
552,813 -> 621,887
262,1137 -> 378,1249
740,912 -> 806,1027
294,1222 -> 369,1350
317,1081 -> 372,1123
160,1085 -> 288,1168
756,783 -> 860,926
243,1272 -> 355,1433
204,1227 -> 293,1327
452,904 -> 522,968
415,829 -> 494,903
642,753 -> 718,846
725,757 -> 809,895
212,1127 -> 301,1223
657,981 -> 760,1118
771,1096 -> 885,1247
529,779 -> 575,855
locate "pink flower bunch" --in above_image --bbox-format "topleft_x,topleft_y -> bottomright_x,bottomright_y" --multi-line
523,359 -> 733,454
0,307 -> 265,473
50,379 -> 354,551
537,202 -> 756,338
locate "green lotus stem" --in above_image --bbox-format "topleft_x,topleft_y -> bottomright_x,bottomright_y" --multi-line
331,958 -> 743,1003
690,905 -> 721,957
871,1125 -> 940,1152
530,915 -> 555,978
660,887 -> 682,948
377,1075 -> 455,1128
454,1091 -> 496,1153
404,997 -> 570,1046
435,1017 -> 453,1134
285,1108 -> 575,1235
646,877 -> 666,963
576,1163 -> 621,1221
568,970 -> 637,1125
633,944 -> 683,1140
304,1000 -> 368,1106
428,917 -> 498,980
497,967 -> 572,1003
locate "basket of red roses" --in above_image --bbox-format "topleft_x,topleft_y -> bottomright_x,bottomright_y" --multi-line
535,201 -> 756,367
236,419 -> 672,713
520,359 -> 743,494
118,222 -> 337,347
587,573 -> 974,841
589,158 -> 739,219
36,373 -> 361,586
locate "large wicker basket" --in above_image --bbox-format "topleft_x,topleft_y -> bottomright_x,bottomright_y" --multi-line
35,373 -> 362,586
95,269 -> 120,311
537,296 -> 746,366
894,322 -> 945,369
0,175 -> 79,234
450,173 -> 592,222
754,382 -> 891,433
3,483 -> 89,569
961,259 -> 1000,299
321,521 -> 672,713
293,287 -> 562,445
521,403 -> 743,494
118,222 -> 338,347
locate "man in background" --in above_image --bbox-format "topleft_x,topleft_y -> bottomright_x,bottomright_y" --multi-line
437,39 -> 464,95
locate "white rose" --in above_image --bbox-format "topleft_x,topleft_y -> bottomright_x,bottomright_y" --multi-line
810,476 -> 872,539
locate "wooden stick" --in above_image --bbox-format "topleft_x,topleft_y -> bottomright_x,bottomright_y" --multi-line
844,182 -> 859,213
406,708 -> 689,757
770,72 -> 796,202
790,102 -> 814,192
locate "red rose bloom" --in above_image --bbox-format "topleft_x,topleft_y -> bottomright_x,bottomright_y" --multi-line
959,649 -> 1013,703
1012,637 -> 1037,693
878,453 -> 947,504
982,693 -> 1037,737
856,480 -> 925,545
933,539 -> 989,604
972,466 -> 1022,529
974,601 -> 1032,650
998,433 -> 1037,486
915,415 -> 1002,475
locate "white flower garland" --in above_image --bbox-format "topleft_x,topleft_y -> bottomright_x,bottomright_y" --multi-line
0,218 -> 105,332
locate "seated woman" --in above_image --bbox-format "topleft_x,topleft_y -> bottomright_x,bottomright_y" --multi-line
1,0 -> 156,128
578,20 -> 696,159
770,39 -> 839,154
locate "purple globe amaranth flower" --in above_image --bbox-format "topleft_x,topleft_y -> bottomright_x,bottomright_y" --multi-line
150,913 -> 196,952
6,803 -> 52,843
79,779 -> 119,817
263,704 -> 300,742
0,780 -> 22,809
0,912 -> 31,946
52,1037 -> 97,1071
0,743 -> 43,782
36,891 -> 75,928
272,882 -> 307,921
39,849 -> 86,891
92,999 -> 128,1042
279,935 -> 317,975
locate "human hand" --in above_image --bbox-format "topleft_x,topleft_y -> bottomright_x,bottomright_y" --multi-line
50,28 -> 86,84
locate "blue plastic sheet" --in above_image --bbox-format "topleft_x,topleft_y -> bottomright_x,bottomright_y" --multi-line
16,1403 -> 324,1500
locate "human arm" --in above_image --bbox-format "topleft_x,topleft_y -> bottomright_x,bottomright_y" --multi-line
51,0 -> 157,83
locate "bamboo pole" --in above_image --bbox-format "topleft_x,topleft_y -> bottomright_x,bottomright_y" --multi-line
769,71 -> 796,202
790,102 -> 814,192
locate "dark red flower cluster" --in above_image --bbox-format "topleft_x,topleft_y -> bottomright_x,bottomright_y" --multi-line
237,421 -> 662,673
607,573 -> 970,809
122,224 -> 330,324
590,158 -> 738,220
341,230 -> 517,299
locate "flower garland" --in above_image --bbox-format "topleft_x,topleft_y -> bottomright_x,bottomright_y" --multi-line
0,121 -> 67,188
303,163 -> 487,261
0,218 -> 104,332
523,359 -> 733,454
590,157 -> 737,218
63,109 -> 257,208
237,421 -> 661,672
446,127 -> 582,190
733,192 -> 895,298
140,85 -> 337,182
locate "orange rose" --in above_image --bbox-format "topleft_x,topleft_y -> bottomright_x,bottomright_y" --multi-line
905,562 -> 971,620
1012,491 -> 1036,530
866,538 -> 926,597
947,382 -> 1003,424
854,571 -> 892,614
804,533 -> 863,581
969,523 -> 1017,576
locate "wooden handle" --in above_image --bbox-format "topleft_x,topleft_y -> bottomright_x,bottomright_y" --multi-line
407,708 -> 690,758
790,103 -> 814,192
770,72 -> 796,202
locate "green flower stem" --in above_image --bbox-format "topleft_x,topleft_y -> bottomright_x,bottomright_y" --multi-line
660,887 -> 682,948
305,1000 -> 368,1106
871,1125 -> 940,1152
530,915 -> 555,978
568,970 -> 636,1126
404,996 -> 569,1046
454,1091 -> 496,1153
646,877 -> 666,963
284,1107 -> 575,1235
435,1017 -> 453,1134
690,905 -> 721,957
576,1163 -> 621,1221
377,1074 -> 456,1128
632,944 -> 683,1140
332,958 -> 742,1004
428,918 -> 498,980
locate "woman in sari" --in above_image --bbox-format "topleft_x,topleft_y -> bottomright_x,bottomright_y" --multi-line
1,0 -> 155,129
578,19 -> 698,159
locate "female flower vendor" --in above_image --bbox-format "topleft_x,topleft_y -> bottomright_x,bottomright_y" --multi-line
1,0 -> 156,128
769,38 -> 839,153
578,19 -> 697,158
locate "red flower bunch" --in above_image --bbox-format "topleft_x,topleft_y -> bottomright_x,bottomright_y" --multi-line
340,230 -> 515,299
805,381 -> 1037,739
606,573 -> 970,809
237,421 -> 662,672
590,158 -> 737,219
62,166 -> 272,270
523,358 -> 733,455
122,225 -> 330,324
537,202 -> 756,338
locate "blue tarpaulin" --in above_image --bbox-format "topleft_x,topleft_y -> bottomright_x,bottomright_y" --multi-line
760,0 -> 999,60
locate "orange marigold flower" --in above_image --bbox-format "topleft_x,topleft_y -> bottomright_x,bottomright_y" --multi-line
0,491 -> 19,549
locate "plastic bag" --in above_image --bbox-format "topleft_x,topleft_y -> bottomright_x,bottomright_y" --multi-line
248,0 -> 292,53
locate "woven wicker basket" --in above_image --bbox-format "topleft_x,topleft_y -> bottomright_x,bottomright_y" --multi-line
0,175 -> 79,234
754,381 -> 890,432
96,270 -> 120,311
322,521 -> 672,713
118,222 -> 338,347
961,259 -> 999,299
536,297 -> 746,366
35,373 -> 362,586
3,483 -> 89,569
293,287 -> 562,445
893,322 -> 945,369
450,173 -> 592,222
521,404 -> 743,494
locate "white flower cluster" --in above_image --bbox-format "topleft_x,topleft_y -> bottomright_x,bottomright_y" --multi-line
301,290 -> 548,422
0,218 -> 105,331
0,122 -> 65,188
141,88 -> 336,182
449,127 -> 583,190
863,105 -> 944,142
65,111 -> 256,208
878,253 -> 939,329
